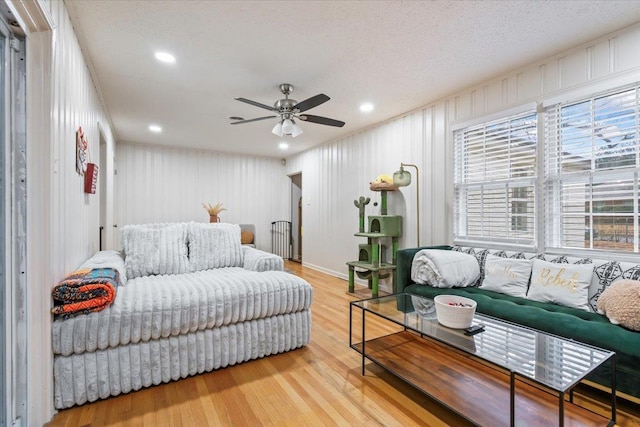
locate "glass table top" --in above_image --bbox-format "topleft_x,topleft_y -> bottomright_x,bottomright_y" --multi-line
352,293 -> 615,392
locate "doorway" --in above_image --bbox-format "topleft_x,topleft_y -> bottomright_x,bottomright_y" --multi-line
290,173 -> 302,263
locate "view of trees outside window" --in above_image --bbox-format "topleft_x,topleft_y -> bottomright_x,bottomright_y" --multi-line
552,87 -> 639,252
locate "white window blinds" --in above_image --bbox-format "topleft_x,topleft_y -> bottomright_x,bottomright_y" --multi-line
454,112 -> 537,247
545,86 -> 640,253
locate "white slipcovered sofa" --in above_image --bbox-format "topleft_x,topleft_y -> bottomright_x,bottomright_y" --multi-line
52,222 -> 313,409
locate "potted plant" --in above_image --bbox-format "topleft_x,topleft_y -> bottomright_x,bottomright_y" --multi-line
202,202 -> 226,223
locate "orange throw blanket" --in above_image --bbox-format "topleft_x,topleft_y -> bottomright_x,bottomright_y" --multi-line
51,268 -> 119,319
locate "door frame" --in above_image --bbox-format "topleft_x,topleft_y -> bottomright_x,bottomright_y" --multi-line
289,172 -> 302,263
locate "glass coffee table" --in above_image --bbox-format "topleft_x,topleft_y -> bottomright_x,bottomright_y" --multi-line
350,293 -> 616,427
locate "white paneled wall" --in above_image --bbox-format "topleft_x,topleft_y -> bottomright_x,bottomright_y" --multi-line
47,3 -> 116,273
17,1 -> 117,424
115,143 -> 289,252
287,23 -> 640,286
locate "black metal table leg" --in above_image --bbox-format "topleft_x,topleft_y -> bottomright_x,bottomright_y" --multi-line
349,303 -> 352,348
611,355 -> 617,424
559,392 -> 564,427
361,308 -> 365,376
510,371 -> 515,427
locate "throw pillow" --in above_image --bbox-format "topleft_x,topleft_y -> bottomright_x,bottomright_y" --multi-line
188,222 -> 244,271
597,279 -> 640,331
121,223 -> 190,278
526,259 -> 594,311
480,254 -> 532,297
411,249 -> 480,288
241,230 -> 254,244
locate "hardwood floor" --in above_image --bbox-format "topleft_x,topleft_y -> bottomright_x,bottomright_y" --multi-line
47,262 -> 640,427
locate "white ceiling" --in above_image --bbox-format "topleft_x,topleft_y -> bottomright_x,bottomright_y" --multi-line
65,0 -> 640,158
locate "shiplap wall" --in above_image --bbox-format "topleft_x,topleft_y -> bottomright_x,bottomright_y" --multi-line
286,23 -> 640,287
115,143 -> 289,252
19,1 -> 117,424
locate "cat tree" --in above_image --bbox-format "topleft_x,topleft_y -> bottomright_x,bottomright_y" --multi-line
347,182 -> 402,297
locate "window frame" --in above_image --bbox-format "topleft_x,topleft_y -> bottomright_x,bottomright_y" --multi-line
543,83 -> 640,256
451,81 -> 640,260
452,105 -> 539,251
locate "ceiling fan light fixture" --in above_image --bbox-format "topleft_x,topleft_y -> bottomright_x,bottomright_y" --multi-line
272,121 -> 284,137
232,84 -> 345,136
281,118 -> 294,134
291,122 -> 303,137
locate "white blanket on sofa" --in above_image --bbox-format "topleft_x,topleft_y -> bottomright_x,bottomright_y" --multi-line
52,268 -> 313,356
411,249 -> 480,288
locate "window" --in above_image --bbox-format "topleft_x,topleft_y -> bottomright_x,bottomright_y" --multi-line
454,112 -> 538,247
545,86 -> 640,253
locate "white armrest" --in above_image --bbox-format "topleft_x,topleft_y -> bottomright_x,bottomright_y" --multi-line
242,246 -> 284,272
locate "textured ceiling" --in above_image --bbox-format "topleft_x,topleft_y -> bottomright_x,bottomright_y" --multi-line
65,0 -> 640,158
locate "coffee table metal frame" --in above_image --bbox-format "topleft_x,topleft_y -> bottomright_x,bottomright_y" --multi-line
349,293 -> 616,427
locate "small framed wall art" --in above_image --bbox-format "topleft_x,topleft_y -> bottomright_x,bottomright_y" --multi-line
76,126 -> 88,175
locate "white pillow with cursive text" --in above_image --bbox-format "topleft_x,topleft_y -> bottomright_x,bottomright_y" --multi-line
526,259 -> 594,311
480,255 -> 532,298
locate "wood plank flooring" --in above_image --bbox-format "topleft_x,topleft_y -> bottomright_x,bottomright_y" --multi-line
46,262 -> 640,427
354,333 -> 607,426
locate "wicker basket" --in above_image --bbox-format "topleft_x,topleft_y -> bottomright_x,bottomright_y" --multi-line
434,295 -> 477,329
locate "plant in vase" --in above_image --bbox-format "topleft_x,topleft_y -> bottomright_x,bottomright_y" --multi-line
202,202 -> 226,223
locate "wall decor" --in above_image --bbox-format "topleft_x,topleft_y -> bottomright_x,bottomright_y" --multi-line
84,163 -> 98,194
75,126 -> 88,175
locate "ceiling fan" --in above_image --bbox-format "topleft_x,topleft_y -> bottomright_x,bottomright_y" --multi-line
231,83 -> 345,137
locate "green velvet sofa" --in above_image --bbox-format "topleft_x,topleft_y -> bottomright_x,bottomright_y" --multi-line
396,245 -> 640,400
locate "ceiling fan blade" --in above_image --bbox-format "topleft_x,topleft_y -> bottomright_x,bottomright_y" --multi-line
234,97 -> 278,112
293,94 -> 330,113
298,114 -> 345,127
230,115 -> 277,125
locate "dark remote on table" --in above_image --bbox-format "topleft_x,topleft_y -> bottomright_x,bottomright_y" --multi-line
464,325 -> 485,336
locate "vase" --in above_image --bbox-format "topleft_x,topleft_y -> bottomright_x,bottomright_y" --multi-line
210,214 -> 219,223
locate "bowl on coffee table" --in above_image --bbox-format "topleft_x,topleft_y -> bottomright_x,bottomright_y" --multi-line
434,295 -> 477,329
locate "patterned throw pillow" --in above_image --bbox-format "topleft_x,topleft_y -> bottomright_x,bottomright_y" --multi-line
589,261 -> 640,312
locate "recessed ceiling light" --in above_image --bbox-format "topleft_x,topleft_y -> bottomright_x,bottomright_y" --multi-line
148,124 -> 162,133
360,103 -> 374,113
279,142 -> 289,150
154,51 -> 175,63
